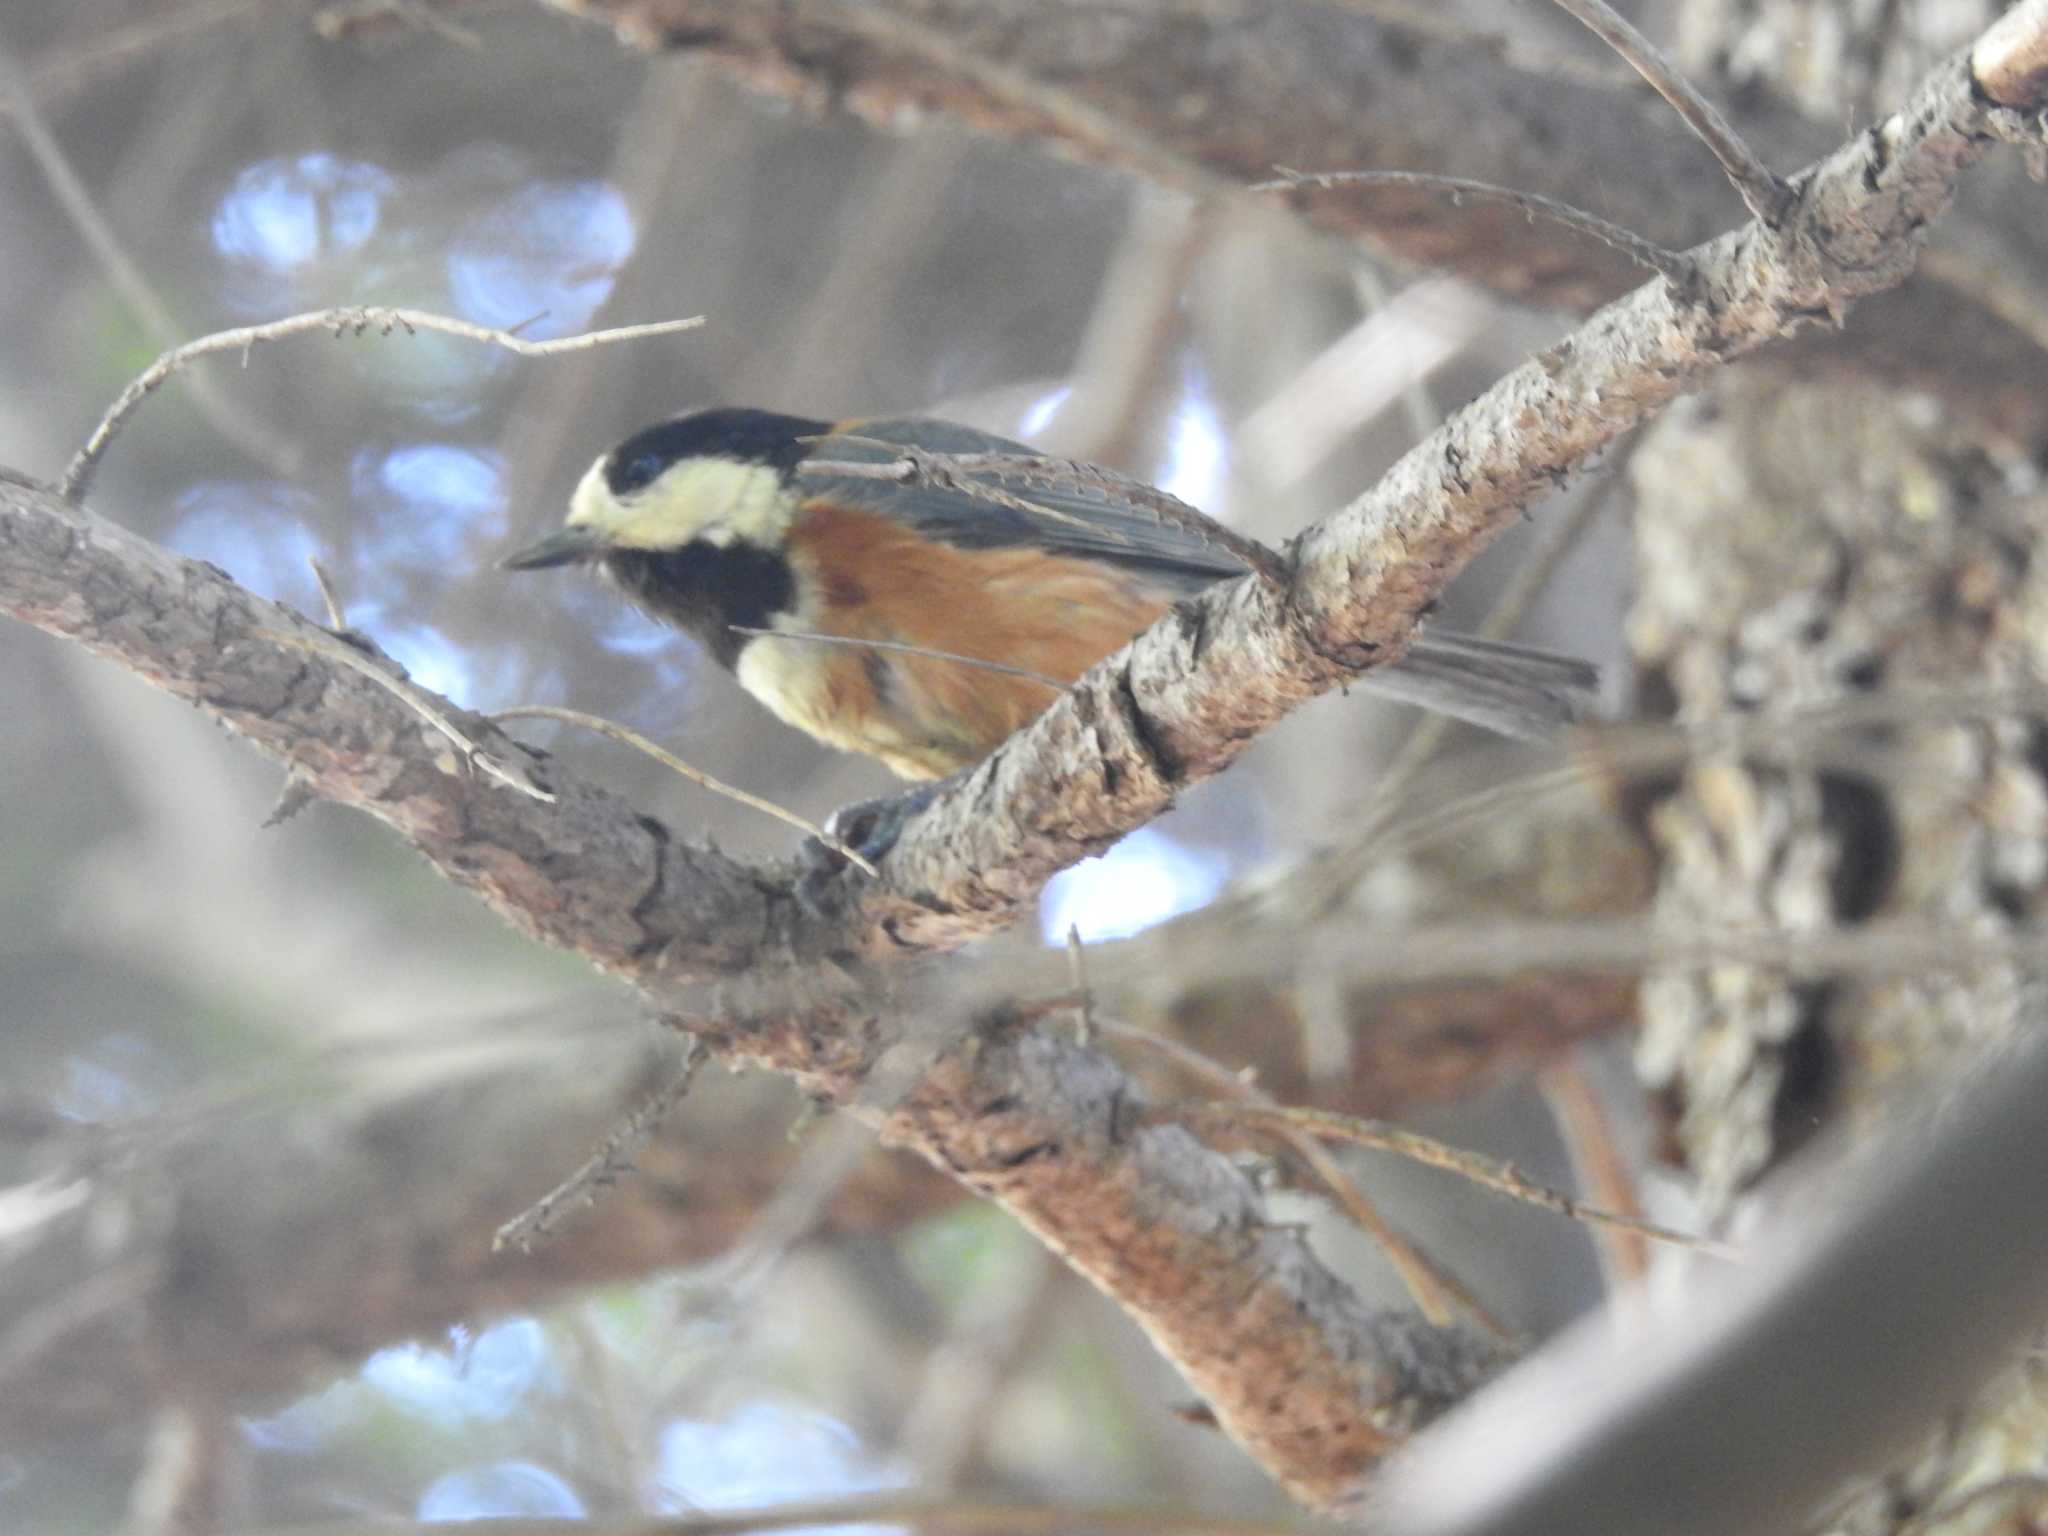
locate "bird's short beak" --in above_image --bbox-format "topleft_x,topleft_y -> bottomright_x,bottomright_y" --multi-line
500,525 -> 606,570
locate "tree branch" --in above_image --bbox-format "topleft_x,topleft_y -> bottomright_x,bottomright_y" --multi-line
0,473 -> 1504,1509
814,30 -> 2038,960
3,8 -> 2042,1510
0,1039 -> 960,1441
557,0 -> 2048,438
1541,0 -> 1792,224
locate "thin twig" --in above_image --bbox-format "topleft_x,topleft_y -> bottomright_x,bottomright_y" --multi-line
1180,1101 -> 1736,1260
494,1036 -> 705,1253
3,2 -> 265,115
1047,188 -> 1210,472
1066,924 -> 1096,1047
1544,0 -> 1792,223
491,705 -> 878,875
1919,244 -> 2048,361
1539,1054 -> 1651,1290
728,625 -> 1067,691
244,1492 -> 1320,1536
1254,168 -> 1690,280
251,628 -> 555,802
1161,448 -> 1624,938
0,38 -> 299,485
684,1019 -> 959,1307
62,306 -> 705,503
1103,1019 -> 1500,1335
814,2 -> 1224,198
897,1242 -> 1058,1482
1857,0 -> 1913,125
306,557 -> 347,631
0,1260 -> 155,1387
1352,261 -> 1444,446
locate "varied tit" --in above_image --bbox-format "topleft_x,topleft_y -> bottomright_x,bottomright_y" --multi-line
502,407 -> 1596,785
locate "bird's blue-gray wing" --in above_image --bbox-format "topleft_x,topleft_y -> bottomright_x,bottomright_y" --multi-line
797,417 -> 1246,594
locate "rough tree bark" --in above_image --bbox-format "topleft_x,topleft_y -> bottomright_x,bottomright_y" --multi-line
5,0 -> 2048,1516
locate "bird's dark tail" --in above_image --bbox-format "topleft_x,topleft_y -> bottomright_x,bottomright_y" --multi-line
1364,631 -> 1600,742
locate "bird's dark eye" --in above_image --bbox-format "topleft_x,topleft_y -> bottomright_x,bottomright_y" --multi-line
613,450 -> 669,495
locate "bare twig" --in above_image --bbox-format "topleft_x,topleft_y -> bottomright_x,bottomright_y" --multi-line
62,306 -> 705,503
1158,445 -> 1631,948
1103,1018 -> 1499,1335
491,705 -> 877,875
1164,676 -> 2048,939
1254,169 -> 1690,280
1103,908 -> 2048,1011
727,626 -> 1067,691
1543,0 -> 1792,223
897,1241 -> 1058,1482
252,627 -> 555,802
305,557 -> 348,632
238,1493 -> 1319,1536
2,2 -> 265,114
1857,0 -> 1914,124
0,1260 -> 155,1388
1919,243 -> 2048,360
609,0 -> 2048,436
1352,263 -> 1446,446
813,1 -> 1222,196
494,1036 -> 706,1252
123,1399 -> 235,1536
0,38 -> 299,484
1066,924 -> 1096,1047
1539,1054 -> 1650,1290
1180,1102 -> 1735,1260
1324,0 -> 1638,90
1041,188 -> 1210,471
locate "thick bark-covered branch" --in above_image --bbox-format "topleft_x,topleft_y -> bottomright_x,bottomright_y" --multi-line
3,7 -> 2041,1507
0,477 -> 1503,1509
827,31 -> 2038,958
549,0 -> 2048,440
0,1046 -> 957,1440
4,961 -> 1634,1442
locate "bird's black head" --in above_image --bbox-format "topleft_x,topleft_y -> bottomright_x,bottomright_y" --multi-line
602,407 -> 832,497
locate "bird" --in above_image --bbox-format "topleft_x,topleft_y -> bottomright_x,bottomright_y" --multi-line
501,407 -> 1595,841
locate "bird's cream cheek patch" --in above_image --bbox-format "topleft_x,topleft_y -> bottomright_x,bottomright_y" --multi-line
565,458 -> 790,552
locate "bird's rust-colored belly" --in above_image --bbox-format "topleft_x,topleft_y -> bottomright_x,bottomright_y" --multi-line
739,501 -> 1178,778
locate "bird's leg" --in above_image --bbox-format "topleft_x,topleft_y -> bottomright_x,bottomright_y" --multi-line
796,771 -> 968,913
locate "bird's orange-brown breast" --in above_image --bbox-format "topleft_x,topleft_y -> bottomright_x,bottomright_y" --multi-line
748,499 -> 1186,778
